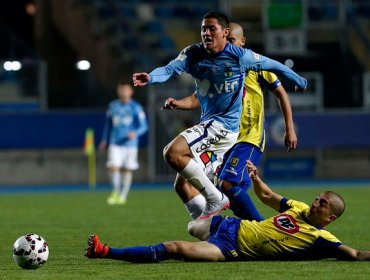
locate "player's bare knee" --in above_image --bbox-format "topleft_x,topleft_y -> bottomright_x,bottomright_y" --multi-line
163,145 -> 177,165
163,242 -> 177,254
187,220 -> 196,237
188,220 -> 209,241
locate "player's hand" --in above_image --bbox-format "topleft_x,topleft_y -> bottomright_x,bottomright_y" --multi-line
295,77 -> 308,93
127,132 -> 136,139
247,160 -> 258,180
285,130 -> 298,152
161,98 -> 178,110
133,72 -> 150,87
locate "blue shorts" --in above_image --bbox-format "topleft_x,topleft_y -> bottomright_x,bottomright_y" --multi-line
207,216 -> 242,261
218,142 -> 262,191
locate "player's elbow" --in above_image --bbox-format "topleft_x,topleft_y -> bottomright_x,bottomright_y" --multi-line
255,190 -> 273,204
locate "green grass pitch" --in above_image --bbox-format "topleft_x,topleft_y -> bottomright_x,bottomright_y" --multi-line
1,185 -> 370,279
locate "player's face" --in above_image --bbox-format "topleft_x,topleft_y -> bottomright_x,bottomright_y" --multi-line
227,31 -> 245,48
201,18 -> 229,53
117,85 -> 133,103
308,193 -> 335,227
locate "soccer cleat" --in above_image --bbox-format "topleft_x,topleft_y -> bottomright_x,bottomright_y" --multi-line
107,192 -> 120,205
85,234 -> 109,259
116,197 -> 127,205
197,195 -> 230,219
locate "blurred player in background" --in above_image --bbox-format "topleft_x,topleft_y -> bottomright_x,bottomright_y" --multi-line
99,82 -> 148,205
133,11 -> 306,218
162,22 -> 297,221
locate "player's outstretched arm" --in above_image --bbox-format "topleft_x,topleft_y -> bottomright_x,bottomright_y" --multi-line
247,160 -> 283,211
241,50 -> 307,92
334,245 -> 370,261
272,85 -> 297,152
161,93 -> 200,110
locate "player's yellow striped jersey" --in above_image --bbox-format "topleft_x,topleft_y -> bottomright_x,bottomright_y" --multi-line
237,199 -> 341,260
237,71 -> 281,152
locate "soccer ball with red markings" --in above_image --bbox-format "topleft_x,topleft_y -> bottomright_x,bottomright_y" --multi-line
13,233 -> 49,269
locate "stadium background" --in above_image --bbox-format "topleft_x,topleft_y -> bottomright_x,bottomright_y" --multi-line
0,0 -> 369,186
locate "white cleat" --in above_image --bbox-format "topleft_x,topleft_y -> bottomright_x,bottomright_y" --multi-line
197,195 -> 230,219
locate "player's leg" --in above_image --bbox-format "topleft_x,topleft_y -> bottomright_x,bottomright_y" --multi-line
118,146 -> 139,204
174,174 -> 206,219
219,142 -> 264,221
118,169 -> 132,204
187,215 -> 213,240
163,134 -> 227,216
189,215 -> 242,261
106,145 -> 123,205
163,241 -> 225,261
85,235 -> 225,262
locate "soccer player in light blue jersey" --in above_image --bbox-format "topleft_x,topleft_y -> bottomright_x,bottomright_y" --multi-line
162,22 -> 298,222
99,82 -> 148,205
133,11 -> 307,218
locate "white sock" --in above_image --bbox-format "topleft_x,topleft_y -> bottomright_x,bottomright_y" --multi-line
184,194 -> 206,220
179,159 -> 222,203
110,170 -> 121,193
120,171 -> 133,200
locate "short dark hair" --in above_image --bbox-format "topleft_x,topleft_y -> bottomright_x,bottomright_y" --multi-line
203,11 -> 230,29
325,191 -> 346,218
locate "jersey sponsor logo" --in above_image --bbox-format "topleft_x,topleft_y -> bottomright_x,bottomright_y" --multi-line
199,151 -> 219,181
195,130 -> 228,153
195,78 -> 239,97
113,115 -> 133,126
224,167 -> 237,176
214,80 -> 239,94
273,213 -> 300,234
199,151 -> 217,166
195,78 -> 211,97
255,236 -> 289,248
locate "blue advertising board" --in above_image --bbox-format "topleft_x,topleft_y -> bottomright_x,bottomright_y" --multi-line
265,112 -> 370,149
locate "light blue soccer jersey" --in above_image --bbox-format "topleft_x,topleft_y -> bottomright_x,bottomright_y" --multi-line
148,43 -> 307,132
101,100 -> 148,147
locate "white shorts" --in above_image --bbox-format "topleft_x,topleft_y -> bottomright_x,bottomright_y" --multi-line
106,144 -> 139,170
180,120 -> 238,180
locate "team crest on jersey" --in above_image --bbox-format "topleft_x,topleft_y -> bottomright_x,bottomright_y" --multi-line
224,64 -> 233,77
230,157 -> 239,167
273,213 -> 300,234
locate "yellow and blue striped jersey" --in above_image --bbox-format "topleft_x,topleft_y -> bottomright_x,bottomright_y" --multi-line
237,71 -> 281,152
237,199 -> 341,260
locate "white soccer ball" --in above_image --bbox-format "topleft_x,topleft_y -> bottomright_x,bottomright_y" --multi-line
13,233 -> 49,269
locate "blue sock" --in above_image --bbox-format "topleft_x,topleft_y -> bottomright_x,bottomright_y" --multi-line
107,243 -> 168,263
224,186 -> 265,221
